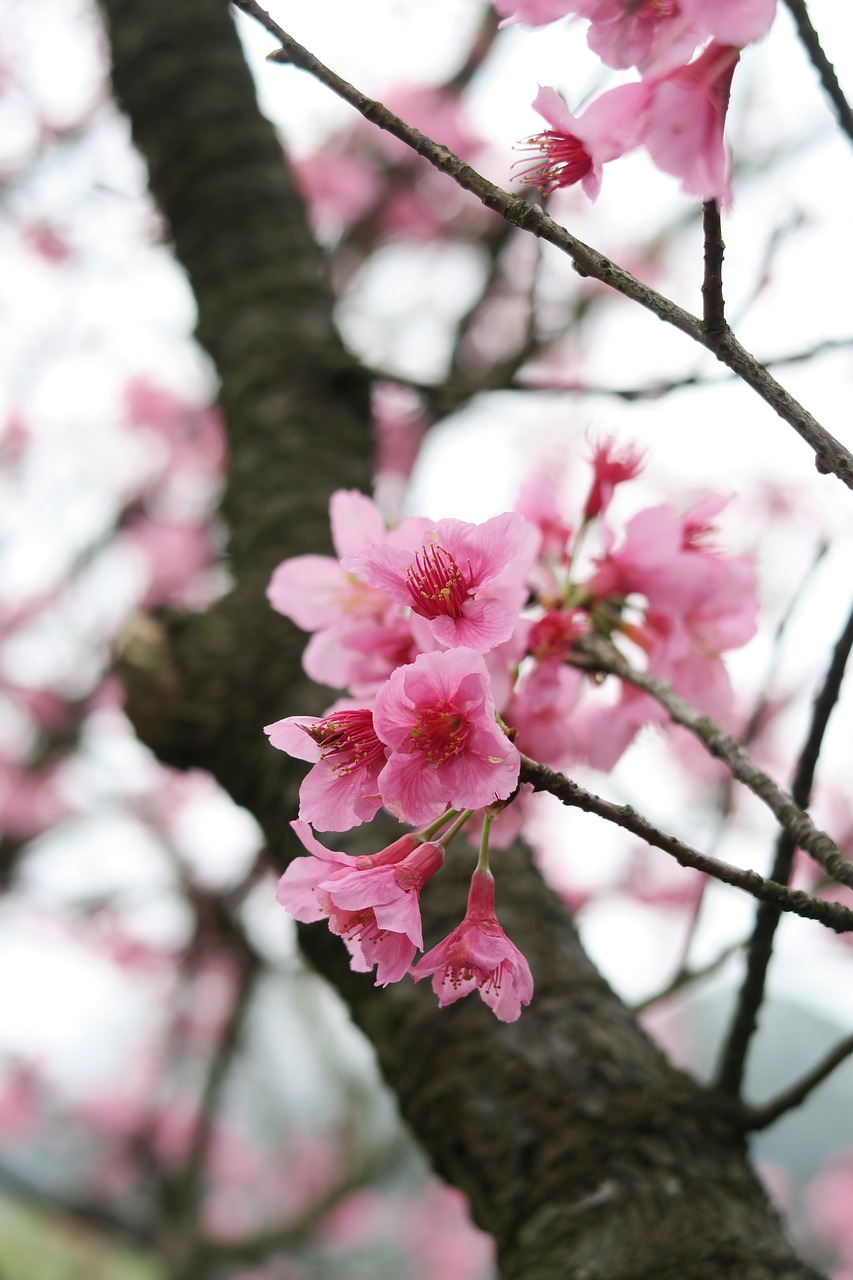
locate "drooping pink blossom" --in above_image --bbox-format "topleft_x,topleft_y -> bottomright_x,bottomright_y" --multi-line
412,869 -> 533,1022
372,648 -> 521,826
344,511 -> 535,653
265,706 -> 386,831
515,83 -> 650,200
277,821 -> 443,984
640,41 -> 741,206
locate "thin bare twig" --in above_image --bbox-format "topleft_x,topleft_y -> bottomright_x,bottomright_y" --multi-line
701,200 -> 726,338
513,337 -> 853,401
782,0 -> 853,147
716,592 -> 853,1096
631,938 -> 746,1015
568,635 -> 853,890
517,756 -> 853,933
743,1031 -> 853,1130
232,0 -> 853,491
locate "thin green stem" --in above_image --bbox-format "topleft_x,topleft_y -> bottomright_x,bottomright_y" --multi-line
421,809 -> 458,841
478,814 -> 492,874
439,809 -> 475,847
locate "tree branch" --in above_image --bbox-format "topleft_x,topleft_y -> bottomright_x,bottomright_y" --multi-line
631,939 -> 747,1016
569,635 -> 853,890
716,592 -> 853,1096
743,1031 -> 853,1131
701,200 -> 727,338
518,756 -> 853,933
234,0 -> 853,492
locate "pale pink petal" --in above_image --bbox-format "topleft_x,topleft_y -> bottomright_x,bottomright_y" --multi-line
264,717 -> 322,763
429,598 -> 517,652
329,489 -> 387,557
267,556 -> 350,630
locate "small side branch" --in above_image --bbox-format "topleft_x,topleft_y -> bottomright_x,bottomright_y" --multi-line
716,593 -> 853,1096
631,938 -> 746,1015
517,756 -> 853,933
743,1031 -> 853,1130
702,200 -> 727,338
569,636 -> 853,890
782,0 -> 853,147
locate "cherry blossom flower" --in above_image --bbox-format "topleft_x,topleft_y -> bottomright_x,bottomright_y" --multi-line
276,821 -> 443,984
573,495 -> 758,763
264,706 -> 386,831
576,0 -> 701,74
640,41 -> 740,206
508,657 -> 584,765
515,83 -> 650,200
302,610 -> 419,699
373,648 -> 521,825
494,0 -> 701,76
515,470 -> 574,566
268,489 -> 424,693
582,436 -> 646,522
412,869 -> 533,1021
343,511 -> 535,653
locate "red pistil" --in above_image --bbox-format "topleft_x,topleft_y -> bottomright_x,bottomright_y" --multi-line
405,543 -> 473,620
304,709 -> 384,776
408,701 -> 468,766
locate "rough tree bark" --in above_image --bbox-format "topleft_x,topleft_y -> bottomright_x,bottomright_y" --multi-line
99,0 -> 825,1276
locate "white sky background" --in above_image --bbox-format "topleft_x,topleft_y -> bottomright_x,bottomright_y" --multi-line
1,0 -> 853,1206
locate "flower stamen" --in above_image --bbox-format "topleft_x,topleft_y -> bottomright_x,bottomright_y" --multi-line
405,543 -> 473,619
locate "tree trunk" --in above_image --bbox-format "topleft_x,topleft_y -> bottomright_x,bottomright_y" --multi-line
99,0 -> 824,1275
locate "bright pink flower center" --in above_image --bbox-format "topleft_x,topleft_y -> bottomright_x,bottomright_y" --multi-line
407,700 -> 468,766
304,709 -> 384,776
405,543 -> 473,619
517,131 -> 592,194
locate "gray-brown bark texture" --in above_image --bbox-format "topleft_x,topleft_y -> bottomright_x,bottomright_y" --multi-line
100,0 -> 825,1276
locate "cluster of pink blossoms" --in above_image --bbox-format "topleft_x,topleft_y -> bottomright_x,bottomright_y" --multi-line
506,0 -> 777,205
266,442 -> 757,1020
